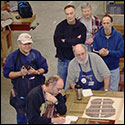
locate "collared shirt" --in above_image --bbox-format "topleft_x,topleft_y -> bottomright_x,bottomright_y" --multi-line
3,49 -> 48,78
77,15 -> 102,37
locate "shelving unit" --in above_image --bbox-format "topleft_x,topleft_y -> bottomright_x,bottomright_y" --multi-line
1,1 -> 36,66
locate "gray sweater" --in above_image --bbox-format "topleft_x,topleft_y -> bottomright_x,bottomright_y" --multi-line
66,52 -> 110,90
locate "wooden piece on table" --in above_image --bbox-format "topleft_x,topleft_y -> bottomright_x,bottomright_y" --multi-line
65,89 -> 124,124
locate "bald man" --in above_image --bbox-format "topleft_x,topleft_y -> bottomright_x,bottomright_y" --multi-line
66,44 -> 110,91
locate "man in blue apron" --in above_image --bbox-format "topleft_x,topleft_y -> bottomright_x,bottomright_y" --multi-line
3,33 -> 48,124
65,44 -> 110,91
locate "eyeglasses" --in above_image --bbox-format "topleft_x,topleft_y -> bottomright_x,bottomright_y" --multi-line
56,87 -> 63,92
52,84 -> 63,92
76,52 -> 85,58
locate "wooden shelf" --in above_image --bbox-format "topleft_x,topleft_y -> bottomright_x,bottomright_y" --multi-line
2,12 -> 36,31
113,25 -> 124,36
9,12 -> 36,31
1,30 -> 13,60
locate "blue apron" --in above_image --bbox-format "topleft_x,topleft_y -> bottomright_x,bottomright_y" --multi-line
10,50 -> 45,114
77,55 -> 104,90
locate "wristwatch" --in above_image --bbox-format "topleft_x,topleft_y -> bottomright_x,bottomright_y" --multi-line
37,70 -> 40,75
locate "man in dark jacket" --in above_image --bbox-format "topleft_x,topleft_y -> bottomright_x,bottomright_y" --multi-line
26,75 -> 67,124
53,5 -> 87,88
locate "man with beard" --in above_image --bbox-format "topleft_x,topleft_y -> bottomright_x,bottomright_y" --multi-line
65,44 -> 110,91
77,2 -> 102,52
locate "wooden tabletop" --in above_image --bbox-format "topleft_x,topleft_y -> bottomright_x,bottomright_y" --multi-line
10,12 -> 36,24
9,12 -> 36,30
65,89 -> 124,124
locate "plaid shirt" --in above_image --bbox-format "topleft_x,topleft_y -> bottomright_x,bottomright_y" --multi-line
92,16 -> 102,36
77,15 -> 102,37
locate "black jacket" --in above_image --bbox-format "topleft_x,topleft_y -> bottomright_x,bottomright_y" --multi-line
54,19 -> 87,61
26,85 -> 67,124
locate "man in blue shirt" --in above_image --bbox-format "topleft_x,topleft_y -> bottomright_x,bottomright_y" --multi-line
93,14 -> 124,91
3,33 -> 48,124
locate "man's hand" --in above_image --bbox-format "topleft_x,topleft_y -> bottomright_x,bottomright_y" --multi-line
61,39 -> 65,43
20,66 -> 28,76
27,67 -> 37,75
86,37 -> 93,45
11,89 -> 16,97
51,117 -> 65,124
45,92 -> 57,104
70,83 -> 76,89
99,48 -> 109,57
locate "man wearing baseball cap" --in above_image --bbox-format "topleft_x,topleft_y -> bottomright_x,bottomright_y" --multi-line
3,33 -> 48,124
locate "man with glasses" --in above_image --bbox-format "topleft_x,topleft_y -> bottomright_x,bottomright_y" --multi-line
26,75 -> 67,124
65,44 -> 110,91
77,2 -> 102,52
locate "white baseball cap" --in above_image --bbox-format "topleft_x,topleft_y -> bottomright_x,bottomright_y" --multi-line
17,33 -> 33,44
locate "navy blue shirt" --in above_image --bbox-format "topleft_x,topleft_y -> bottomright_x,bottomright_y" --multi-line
3,49 -> 48,82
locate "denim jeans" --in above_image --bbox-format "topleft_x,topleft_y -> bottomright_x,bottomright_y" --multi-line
17,113 -> 27,124
110,67 -> 120,91
86,44 -> 93,52
57,59 -> 71,89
